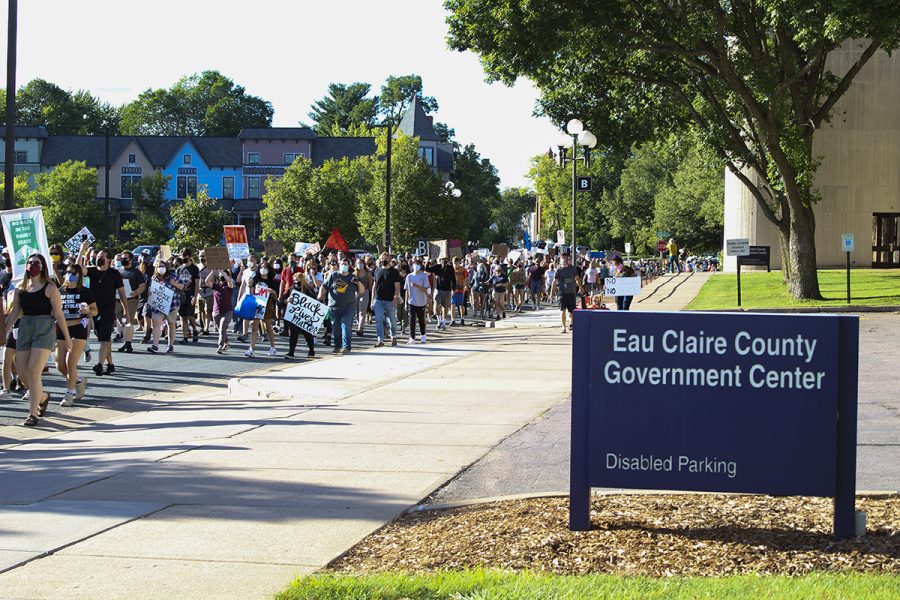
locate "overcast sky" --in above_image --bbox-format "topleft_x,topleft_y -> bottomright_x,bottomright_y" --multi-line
3,0 -> 563,188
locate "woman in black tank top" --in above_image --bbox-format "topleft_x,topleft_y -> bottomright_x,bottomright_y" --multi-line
3,254 -> 72,426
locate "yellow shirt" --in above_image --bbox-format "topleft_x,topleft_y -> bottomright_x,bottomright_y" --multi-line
667,241 -> 678,257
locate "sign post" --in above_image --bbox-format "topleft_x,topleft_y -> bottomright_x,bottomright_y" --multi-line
569,311 -> 859,539
726,238 -> 750,307
841,234 -> 854,304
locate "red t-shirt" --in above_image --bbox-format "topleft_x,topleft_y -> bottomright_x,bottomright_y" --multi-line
279,266 -> 304,296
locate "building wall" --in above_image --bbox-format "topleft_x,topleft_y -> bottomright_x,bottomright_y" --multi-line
242,139 -> 311,166
96,139 -> 155,200
723,41 -> 900,270
161,140 -> 241,200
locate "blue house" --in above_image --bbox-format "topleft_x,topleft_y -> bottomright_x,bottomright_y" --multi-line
160,138 -> 242,202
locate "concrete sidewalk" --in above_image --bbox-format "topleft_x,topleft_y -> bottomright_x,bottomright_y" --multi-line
0,324 -> 571,599
632,271 -> 713,311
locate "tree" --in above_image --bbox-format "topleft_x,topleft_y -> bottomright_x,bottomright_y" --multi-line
446,0 -> 900,298
9,78 -> 118,134
359,131 -> 468,249
123,172 -> 171,245
489,187 -> 535,245
379,74 -> 438,122
26,161 -> 103,244
261,156 -> 367,248
0,172 -> 32,208
120,71 -> 273,136
450,144 -> 501,242
168,188 -> 230,250
307,83 -> 379,135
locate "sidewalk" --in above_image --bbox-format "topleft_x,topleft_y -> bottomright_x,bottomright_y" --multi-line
0,323 -> 571,599
632,271 -> 713,311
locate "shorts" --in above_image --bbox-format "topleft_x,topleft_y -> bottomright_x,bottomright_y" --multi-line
514,284 -> 526,291
529,281 -> 543,294
435,290 -> 452,309
178,296 -> 196,318
17,315 -> 57,352
58,323 -> 88,341
6,331 -> 15,351
559,294 -> 577,312
93,309 -> 116,342
451,292 -> 465,305
116,298 -> 140,323
152,309 -> 179,324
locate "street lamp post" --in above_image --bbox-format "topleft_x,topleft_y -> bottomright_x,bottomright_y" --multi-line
556,119 -> 597,253
4,0 -> 18,211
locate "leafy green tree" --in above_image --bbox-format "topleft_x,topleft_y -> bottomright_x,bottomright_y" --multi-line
168,188 -> 230,250
26,161 -> 103,244
527,153 -> 571,241
307,83 -> 379,135
0,172 -> 32,208
261,156 -> 366,248
451,144 -> 501,242
359,131 -> 468,249
8,78 -> 118,134
123,172 -> 171,245
379,74 -> 438,122
446,0 -> 900,298
488,187 -> 534,246
120,71 -> 273,136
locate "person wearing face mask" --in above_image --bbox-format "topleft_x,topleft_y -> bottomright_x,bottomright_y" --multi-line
49,244 -> 66,283
395,259 -> 410,335
280,272 -> 317,359
3,254 -> 72,426
239,259 -> 278,357
318,258 -> 363,355
78,240 -> 127,377
205,268 -> 235,354
354,257 -> 373,337
470,261 -> 491,319
371,253 -> 402,347
237,256 -> 258,343
115,251 -> 145,353
56,265 -> 98,405
176,249 -> 201,344
146,260 -> 185,353
404,259 -> 432,344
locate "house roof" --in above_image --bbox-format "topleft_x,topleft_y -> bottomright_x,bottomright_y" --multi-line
397,97 -> 439,141
0,125 -> 49,139
41,136 -> 130,166
311,137 -> 376,167
238,127 -> 316,140
41,135 -> 242,168
437,147 -> 454,173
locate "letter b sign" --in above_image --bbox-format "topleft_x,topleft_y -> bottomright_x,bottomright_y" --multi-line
576,176 -> 592,192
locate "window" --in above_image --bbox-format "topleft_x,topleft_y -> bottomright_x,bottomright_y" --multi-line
222,176 -> 235,200
418,146 -> 434,165
176,175 -> 198,199
248,152 -> 260,165
183,154 -> 192,165
121,175 -> 142,199
248,176 -> 260,198
284,153 -> 301,165
15,151 -> 27,164
128,154 -> 136,164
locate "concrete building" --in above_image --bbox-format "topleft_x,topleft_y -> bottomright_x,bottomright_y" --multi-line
723,42 -> 900,270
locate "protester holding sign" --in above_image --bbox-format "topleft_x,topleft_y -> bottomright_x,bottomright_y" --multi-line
146,259 -> 185,354
610,256 -> 637,311
56,264 -> 97,406
77,241 -> 127,377
280,272 -> 319,359
116,251 -> 145,354
319,256 -> 363,354
237,260 -> 278,358
205,268 -> 235,354
2,254 -> 72,426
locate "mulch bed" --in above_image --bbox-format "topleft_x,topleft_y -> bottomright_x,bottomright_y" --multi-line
330,494 -> 900,577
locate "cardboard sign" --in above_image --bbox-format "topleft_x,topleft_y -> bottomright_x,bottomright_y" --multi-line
557,230 -> 566,245
449,246 -> 463,259
148,280 -> 174,315
264,240 -> 284,257
122,277 -> 132,298
294,242 -> 320,255
159,245 -> 173,262
224,225 -> 250,260
204,247 -> 231,270
284,289 -> 328,335
604,276 -> 642,297
64,227 -> 95,256
491,243 -> 509,258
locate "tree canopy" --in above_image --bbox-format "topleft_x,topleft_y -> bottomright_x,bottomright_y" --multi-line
123,172 -> 171,246
446,0 -> 900,297
168,188 -> 230,250
2,79 -> 119,134
120,71 -> 273,136
307,83 -> 379,135
26,160 -> 104,244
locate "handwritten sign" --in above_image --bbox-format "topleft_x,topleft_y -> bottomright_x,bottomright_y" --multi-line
148,280 -> 174,315
225,225 -> 250,260
203,246 -> 230,270
284,289 -> 328,335
264,240 -> 284,258
604,276 -> 642,297
64,227 -> 95,255
159,245 -> 172,262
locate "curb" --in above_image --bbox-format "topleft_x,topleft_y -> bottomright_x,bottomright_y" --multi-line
701,306 -> 900,314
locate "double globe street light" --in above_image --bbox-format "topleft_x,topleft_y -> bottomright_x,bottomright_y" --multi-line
557,118 -> 597,254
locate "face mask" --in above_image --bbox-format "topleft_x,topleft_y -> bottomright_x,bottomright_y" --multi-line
122,259 -> 130,267
260,268 -> 269,276
274,263 -> 282,270
339,264 -> 350,274
50,254 -> 62,263
248,262 -> 257,269
26,263 -> 42,277
96,258 -> 107,268
66,274 -> 78,284
381,261 -> 389,267
157,266 -> 167,275
413,264 -> 422,273
114,261 -> 122,269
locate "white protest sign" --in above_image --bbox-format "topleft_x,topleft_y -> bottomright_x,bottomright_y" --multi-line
726,238 -> 750,257
224,225 -> 250,260
64,227 -> 95,255
1,206 -> 51,284
557,230 -> 566,245
253,285 -> 271,319
294,242 -> 313,254
148,280 -> 174,314
604,277 -> 642,297
122,276 -> 132,298
284,289 -> 328,335
508,250 -> 522,263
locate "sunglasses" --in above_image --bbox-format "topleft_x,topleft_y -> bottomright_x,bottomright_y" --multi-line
26,260 -> 42,265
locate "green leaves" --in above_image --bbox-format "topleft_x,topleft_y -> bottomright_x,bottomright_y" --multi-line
168,188 -> 230,251
26,161 -> 104,244
12,79 -> 119,135
123,172 -> 171,246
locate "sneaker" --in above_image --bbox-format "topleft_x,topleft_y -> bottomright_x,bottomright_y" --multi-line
245,348 -> 255,358
75,378 -> 88,400
113,333 -> 124,343
105,364 -> 116,376
420,335 -> 426,344
323,335 -> 331,346
306,350 -> 315,358
118,342 -> 133,353
179,338 -> 191,345
237,335 -> 248,343
0,389 -> 11,399
340,347 -> 351,355
407,337 -> 416,345
267,346 -> 278,357
391,337 -> 397,347
283,353 -> 295,360
92,363 -> 104,377
60,392 -> 75,407
374,341 -> 384,348
147,345 -> 159,353
192,331 -> 199,343
331,346 -> 341,354
84,348 -> 92,362
460,319 -> 465,326
166,345 -> 175,353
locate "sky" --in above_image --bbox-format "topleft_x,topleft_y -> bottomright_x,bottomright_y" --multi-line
2,0 -> 563,188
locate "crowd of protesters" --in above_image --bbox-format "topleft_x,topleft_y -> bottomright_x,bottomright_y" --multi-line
0,239 -> 650,427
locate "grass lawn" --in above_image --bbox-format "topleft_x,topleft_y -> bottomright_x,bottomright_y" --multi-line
686,269 -> 900,310
277,570 -> 900,599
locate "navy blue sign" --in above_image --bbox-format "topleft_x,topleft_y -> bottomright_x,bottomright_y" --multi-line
570,311 -> 859,538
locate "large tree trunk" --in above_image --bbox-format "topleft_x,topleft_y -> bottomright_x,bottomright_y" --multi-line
781,202 -> 822,299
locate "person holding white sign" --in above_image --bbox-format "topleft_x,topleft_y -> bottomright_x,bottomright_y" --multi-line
56,264 -> 98,406
2,254 -> 72,426
146,260 -> 185,354
610,256 -> 637,310
280,272 -> 318,358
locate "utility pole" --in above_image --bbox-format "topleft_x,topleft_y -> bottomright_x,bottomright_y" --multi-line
384,121 -> 392,253
4,0 -> 18,211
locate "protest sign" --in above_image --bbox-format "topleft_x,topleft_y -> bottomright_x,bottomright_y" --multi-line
284,289 -> 328,335
224,225 -> 250,260
148,280 -> 174,315
491,243 -> 509,258
603,276 -> 642,297
64,227 -> 95,255
203,247 -> 230,270
294,241 -> 321,255
1,206 -> 51,283
449,246 -> 462,258
264,240 -> 284,257
508,250 -> 522,263
122,277 -> 132,298
159,245 -> 172,261
253,285 -> 272,319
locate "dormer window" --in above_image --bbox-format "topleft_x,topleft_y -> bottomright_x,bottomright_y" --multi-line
183,154 -> 192,165
418,146 -> 434,166
128,154 -> 136,164
248,152 -> 260,165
